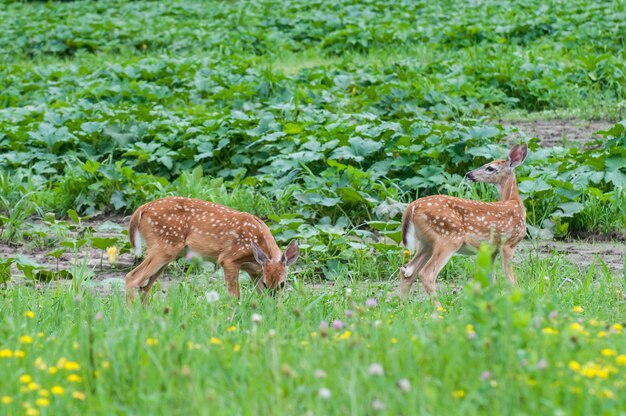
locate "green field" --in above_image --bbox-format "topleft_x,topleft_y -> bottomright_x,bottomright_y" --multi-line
1,0 -> 626,414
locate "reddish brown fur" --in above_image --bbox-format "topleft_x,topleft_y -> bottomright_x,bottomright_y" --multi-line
400,145 -> 528,307
125,196 -> 299,301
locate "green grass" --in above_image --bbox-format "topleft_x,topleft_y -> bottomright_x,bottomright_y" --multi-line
1,255 -> 625,415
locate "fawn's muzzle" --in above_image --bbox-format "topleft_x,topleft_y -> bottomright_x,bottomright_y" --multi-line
465,172 -> 475,182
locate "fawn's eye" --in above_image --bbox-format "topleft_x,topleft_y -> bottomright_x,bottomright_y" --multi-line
485,166 -> 497,173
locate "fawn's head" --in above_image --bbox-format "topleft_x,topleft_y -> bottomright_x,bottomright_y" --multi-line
251,240 -> 299,293
465,144 -> 528,184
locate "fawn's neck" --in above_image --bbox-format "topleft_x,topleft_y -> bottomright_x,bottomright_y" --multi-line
497,173 -> 523,206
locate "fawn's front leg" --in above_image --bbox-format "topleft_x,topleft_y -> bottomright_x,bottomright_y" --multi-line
220,260 -> 241,299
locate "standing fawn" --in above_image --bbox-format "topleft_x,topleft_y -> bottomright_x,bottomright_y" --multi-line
125,197 -> 299,301
400,144 -> 528,307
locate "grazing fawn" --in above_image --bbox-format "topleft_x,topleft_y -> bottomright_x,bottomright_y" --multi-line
125,197 -> 299,301
400,144 -> 528,307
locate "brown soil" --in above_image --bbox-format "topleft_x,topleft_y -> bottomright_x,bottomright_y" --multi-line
500,119 -> 613,147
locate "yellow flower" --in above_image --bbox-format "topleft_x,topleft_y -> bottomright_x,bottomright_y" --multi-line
226,326 -> 237,332
233,344 -> 241,352
101,361 -> 111,369
569,323 -> 586,334
569,361 -> 581,371
209,337 -> 222,345
612,324 -> 623,334
51,386 -> 64,396
1,396 -> 12,404
597,331 -> 607,338
615,355 -> 626,366
14,350 -> 26,358
601,348 -> 617,357
146,338 -> 158,346
337,330 -> 352,340
37,332 -> 44,338
310,332 -> 317,338
64,361 -> 80,371
19,374 -> 32,384
73,342 -> 79,350
48,366 -> 58,375
107,246 -> 118,266
403,250 -> 410,258
390,338 -> 398,344
26,408 -> 39,416
57,358 -> 67,368
437,307 -> 447,313
465,324 -> 475,334
38,390 -> 49,397
0,349 -> 13,358
571,306 -> 583,313
28,382 -> 40,391
72,392 -> 86,401
20,335 -> 33,344
452,390 -> 465,398
542,327 -> 559,335
67,374 -> 82,383
599,389 -> 615,399
24,311 -> 35,319
35,398 -> 49,407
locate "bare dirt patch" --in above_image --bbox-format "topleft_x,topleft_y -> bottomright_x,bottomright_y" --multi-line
500,119 -> 613,147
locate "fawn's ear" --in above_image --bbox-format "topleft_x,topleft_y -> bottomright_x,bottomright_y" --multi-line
251,242 -> 269,266
508,144 -> 528,168
281,240 -> 299,266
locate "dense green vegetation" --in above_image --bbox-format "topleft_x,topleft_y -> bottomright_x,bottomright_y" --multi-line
1,0 -> 625,414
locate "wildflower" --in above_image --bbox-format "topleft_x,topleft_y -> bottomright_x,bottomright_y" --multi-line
14,350 -> 26,358
331,320 -> 344,330
598,331 -> 607,338
368,363 -> 384,376
226,326 -> 236,332
101,361 -> 110,369
209,337 -> 221,345
337,330 -> 352,340
67,374 -> 82,383
72,392 -> 86,400
365,298 -> 377,308
36,284 -> 42,290
548,310 -> 558,319
233,344 -> 241,352
106,246 -> 118,266
601,348 -> 617,357
1,396 -> 11,404
542,327 -> 559,335
64,361 -> 81,371
397,379 -> 411,392
251,313 -> 263,324
536,359 -> 548,370
205,290 -> 219,303
51,386 -> 64,396
570,323 -> 585,333
38,390 -> 49,397
19,374 -> 32,384
611,324 -> 623,334
268,329 -> 276,338
35,398 -> 49,407
481,371 -> 491,381
372,399 -> 386,411
37,332 -> 44,338
345,309 -> 354,318
28,382 -> 40,391
571,306 -> 583,313
314,369 -> 327,379
616,355 -> 626,366
20,335 -> 33,344
345,288 -> 352,297
318,388 -> 331,399
319,321 -> 329,330
0,349 -> 13,358
48,366 -> 58,375
73,342 -> 79,350
600,389 -> 615,399
26,408 -> 39,416
452,390 -> 465,398
146,338 -> 158,346
24,311 -> 35,319
466,324 -> 476,339
569,361 -> 581,371
390,338 -> 398,344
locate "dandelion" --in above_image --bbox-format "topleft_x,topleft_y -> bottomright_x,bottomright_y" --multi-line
106,246 -> 117,266
252,313 -> 263,324
205,290 -> 219,303
209,337 -> 222,345
233,344 -> 241,352
331,320 -> 344,330
72,392 -> 86,400
64,361 -> 80,371
615,355 -> 626,366
19,374 -> 32,384
102,361 -> 111,369
20,335 -> 33,344
466,324 -> 476,340
24,311 -> 35,319
38,390 -> 49,397
368,363 -> 384,376
0,349 -> 13,358
226,326 -> 236,332
1,396 -> 11,404
572,306 -> 583,313
601,348 -> 617,357
51,386 -> 64,396
35,398 -> 49,407
48,366 -> 58,375
318,388 -> 331,399
28,382 -> 40,391
146,338 -> 158,346
337,330 -> 352,340
600,389 -> 615,399
25,408 -> 39,416
570,323 -> 585,333
597,331 -> 607,338
452,390 -> 465,398
611,324 -> 623,334
14,350 -> 26,358
569,361 -> 581,371
390,338 -> 398,344
542,327 -> 559,335
397,379 -> 411,393
365,298 -> 378,308
67,374 -> 82,383
314,369 -> 327,379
